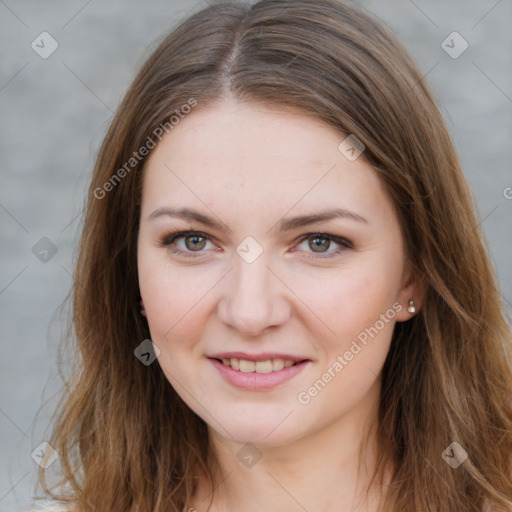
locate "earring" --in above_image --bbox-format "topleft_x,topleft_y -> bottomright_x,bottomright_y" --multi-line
140,299 -> 147,317
408,300 -> 416,314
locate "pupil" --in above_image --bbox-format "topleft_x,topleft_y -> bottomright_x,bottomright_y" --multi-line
186,236 -> 206,251
309,237 -> 329,252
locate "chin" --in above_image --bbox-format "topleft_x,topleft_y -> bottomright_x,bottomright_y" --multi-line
207,409 -> 306,448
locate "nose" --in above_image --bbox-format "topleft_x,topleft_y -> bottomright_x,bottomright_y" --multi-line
217,254 -> 291,336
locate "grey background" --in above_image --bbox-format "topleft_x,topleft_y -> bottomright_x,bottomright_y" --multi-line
1,0 -> 511,510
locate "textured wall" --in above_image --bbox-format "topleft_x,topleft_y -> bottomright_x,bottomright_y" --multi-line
0,0 -> 511,510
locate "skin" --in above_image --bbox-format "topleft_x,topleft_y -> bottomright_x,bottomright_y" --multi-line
137,97 -> 423,512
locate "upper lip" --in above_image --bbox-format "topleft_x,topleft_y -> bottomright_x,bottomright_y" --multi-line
208,351 -> 310,362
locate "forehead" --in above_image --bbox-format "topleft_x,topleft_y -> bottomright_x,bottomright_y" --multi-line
141,99 -> 392,225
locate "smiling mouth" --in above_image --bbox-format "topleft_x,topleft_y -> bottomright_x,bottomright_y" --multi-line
212,357 -> 302,373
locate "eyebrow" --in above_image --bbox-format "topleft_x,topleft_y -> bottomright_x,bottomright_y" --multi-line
146,206 -> 368,233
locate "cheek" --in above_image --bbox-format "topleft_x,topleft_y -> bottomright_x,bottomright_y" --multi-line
289,253 -> 402,345
138,249 -> 179,328
293,263 -> 399,417
138,250 -> 218,346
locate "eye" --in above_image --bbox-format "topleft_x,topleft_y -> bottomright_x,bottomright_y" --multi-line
160,230 -> 216,258
159,230 -> 353,260
294,233 -> 353,258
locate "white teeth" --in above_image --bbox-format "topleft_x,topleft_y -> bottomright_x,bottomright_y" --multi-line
272,358 -> 284,371
255,360 -> 273,373
239,359 -> 255,373
220,357 -> 299,373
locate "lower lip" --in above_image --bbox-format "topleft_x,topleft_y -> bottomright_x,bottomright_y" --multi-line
209,358 -> 310,391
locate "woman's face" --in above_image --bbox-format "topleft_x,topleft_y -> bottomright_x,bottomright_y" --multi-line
137,98 -> 416,447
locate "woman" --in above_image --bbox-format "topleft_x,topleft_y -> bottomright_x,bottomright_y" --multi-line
34,0 -> 512,511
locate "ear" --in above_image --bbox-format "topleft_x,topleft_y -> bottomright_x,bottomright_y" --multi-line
140,298 -> 147,317
394,261 -> 426,322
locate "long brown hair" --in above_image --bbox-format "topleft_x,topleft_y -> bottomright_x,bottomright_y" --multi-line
38,1 -> 512,510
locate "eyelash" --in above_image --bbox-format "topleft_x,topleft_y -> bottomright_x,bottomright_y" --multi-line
159,230 -> 354,259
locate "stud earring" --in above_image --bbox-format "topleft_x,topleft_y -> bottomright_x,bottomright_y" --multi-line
408,300 -> 416,314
